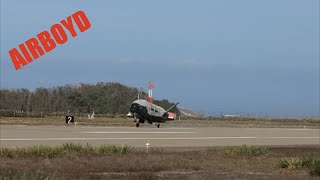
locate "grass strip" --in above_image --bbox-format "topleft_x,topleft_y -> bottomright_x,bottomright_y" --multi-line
0,143 -> 134,158
224,145 -> 268,156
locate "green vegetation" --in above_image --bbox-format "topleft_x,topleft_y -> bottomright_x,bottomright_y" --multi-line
0,82 -> 176,117
279,157 -> 320,176
310,160 -> 320,176
224,145 -> 268,156
0,143 -> 134,158
98,144 -> 133,154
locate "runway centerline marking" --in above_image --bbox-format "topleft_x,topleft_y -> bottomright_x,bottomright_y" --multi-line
253,128 -> 316,131
79,127 -> 193,129
1,137 -> 319,141
80,131 -> 196,134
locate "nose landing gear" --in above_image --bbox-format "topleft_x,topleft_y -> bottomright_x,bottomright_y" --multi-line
156,124 -> 160,128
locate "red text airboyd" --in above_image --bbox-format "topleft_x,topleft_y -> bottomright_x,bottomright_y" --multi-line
9,10 -> 91,70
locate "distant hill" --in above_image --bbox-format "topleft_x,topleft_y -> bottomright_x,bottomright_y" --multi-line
178,107 -> 203,118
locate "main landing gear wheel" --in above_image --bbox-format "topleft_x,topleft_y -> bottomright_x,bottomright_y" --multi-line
136,123 -> 140,127
156,124 -> 160,128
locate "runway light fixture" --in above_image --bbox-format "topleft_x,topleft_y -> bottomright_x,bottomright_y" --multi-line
145,143 -> 150,153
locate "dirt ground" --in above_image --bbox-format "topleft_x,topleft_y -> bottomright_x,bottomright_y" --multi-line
1,146 -> 320,180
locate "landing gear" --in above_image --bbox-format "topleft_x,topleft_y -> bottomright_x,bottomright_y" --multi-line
156,124 -> 160,128
136,123 -> 140,127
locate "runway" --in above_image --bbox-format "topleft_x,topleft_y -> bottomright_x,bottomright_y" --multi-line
1,125 -> 320,147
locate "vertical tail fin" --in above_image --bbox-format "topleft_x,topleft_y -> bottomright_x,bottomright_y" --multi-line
166,102 -> 179,113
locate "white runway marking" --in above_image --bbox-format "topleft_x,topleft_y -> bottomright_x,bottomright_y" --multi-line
1,137 -> 319,141
81,131 -> 196,134
286,129 -> 317,131
253,128 -> 316,131
79,127 -> 193,129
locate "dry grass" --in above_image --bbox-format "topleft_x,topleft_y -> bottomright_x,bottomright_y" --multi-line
1,145 -> 320,180
0,172 -> 57,180
0,143 -> 133,158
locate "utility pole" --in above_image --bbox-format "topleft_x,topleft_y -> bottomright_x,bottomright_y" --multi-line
265,112 -> 268,124
318,118 -> 320,145
27,94 -> 30,119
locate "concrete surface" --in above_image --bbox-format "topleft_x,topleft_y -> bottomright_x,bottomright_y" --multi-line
1,125 -> 320,147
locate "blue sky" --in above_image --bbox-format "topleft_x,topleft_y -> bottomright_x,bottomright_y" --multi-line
1,0 -> 319,117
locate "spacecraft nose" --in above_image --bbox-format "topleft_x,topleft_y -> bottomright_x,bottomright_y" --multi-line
130,103 -> 139,113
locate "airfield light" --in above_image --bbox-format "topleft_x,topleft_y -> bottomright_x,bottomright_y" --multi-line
145,143 -> 150,153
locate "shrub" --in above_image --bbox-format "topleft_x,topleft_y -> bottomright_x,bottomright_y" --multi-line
279,158 -> 303,170
308,159 -> 320,176
279,157 -> 320,176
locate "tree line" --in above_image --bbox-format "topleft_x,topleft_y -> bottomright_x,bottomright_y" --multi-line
0,82 -> 176,117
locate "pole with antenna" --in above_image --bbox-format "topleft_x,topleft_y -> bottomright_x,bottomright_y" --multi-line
147,82 -> 154,103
